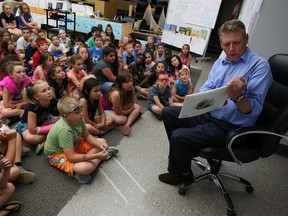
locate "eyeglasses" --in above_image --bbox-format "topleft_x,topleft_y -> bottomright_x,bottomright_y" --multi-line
67,105 -> 83,114
159,78 -> 169,83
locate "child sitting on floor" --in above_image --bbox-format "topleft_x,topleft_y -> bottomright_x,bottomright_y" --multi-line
32,38 -> 49,70
46,64 -> 69,99
48,35 -> 67,64
144,35 -> 156,53
59,29 -> 71,53
67,54 -> 90,98
44,95 -> 119,184
172,68 -> 193,103
178,44 -> 192,68
0,153 -> 21,214
15,80 -> 60,155
100,70 -> 141,136
16,27 -> 31,60
0,62 -> 31,124
76,46 -> 93,74
89,34 -> 103,67
148,72 -> 180,119
80,78 -> 114,136
32,52 -> 54,82
123,43 -> 136,70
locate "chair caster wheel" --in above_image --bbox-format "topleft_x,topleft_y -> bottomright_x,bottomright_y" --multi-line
246,185 -> 254,193
227,209 -> 236,216
195,60 -> 198,63
178,186 -> 188,196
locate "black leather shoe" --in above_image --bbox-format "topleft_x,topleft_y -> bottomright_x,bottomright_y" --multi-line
159,173 -> 181,185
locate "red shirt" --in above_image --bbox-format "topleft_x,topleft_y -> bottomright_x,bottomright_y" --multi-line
32,51 -> 41,70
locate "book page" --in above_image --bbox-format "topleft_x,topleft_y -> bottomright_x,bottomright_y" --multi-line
179,86 -> 228,118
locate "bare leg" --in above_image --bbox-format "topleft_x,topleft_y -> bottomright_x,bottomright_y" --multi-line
0,183 -> 19,216
14,134 -> 22,164
125,103 -> 141,127
151,105 -> 162,115
73,147 -> 102,175
2,108 -> 24,118
22,130 -> 46,145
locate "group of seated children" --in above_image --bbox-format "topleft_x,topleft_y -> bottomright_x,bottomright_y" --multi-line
130,40 -> 193,118
0,2 -> 195,213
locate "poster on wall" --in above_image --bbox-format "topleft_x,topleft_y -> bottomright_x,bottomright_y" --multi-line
162,23 -> 211,55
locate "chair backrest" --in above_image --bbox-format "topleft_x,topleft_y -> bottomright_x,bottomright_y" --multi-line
135,0 -> 148,19
256,54 -> 288,157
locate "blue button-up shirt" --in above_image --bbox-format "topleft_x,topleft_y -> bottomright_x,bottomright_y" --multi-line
199,48 -> 272,127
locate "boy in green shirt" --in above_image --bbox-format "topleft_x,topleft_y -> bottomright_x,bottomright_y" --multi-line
44,96 -> 118,184
86,26 -> 100,48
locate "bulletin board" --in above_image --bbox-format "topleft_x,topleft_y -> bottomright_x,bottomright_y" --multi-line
161,0 -> 222,55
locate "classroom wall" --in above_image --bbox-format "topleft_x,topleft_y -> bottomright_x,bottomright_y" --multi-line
240,0 -> 288,60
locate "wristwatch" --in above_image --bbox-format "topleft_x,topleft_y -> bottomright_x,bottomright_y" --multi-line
232,94 -> 245,104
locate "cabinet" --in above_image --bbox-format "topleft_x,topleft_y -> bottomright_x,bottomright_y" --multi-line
83,0 -> 117,18
66,16 -> 133,41
44,9 -> 76,40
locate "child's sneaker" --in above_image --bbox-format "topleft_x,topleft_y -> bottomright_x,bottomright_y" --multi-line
106,147 -> 119,160
69,173 -> 91,184
22,147 -> 31,158
16,166 -> 36,184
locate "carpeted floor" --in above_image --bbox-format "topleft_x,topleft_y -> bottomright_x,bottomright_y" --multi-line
9,99 -> 153,216
10,70 -> 202,216
11,120 -> 135,216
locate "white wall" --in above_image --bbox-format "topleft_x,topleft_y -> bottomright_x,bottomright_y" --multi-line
240,0 -> 288,59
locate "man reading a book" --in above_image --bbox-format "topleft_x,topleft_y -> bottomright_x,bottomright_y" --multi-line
158,19 -> 272,185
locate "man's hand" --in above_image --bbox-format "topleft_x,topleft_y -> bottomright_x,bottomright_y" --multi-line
227,77 -> 245,100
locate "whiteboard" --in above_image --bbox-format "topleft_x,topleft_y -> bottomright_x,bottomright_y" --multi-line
163,0 -> 221,55
185,0 -> 222,28
166,0 -> 221,29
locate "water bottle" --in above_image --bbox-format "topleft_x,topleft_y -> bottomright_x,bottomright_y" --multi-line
97,10 -> 100,17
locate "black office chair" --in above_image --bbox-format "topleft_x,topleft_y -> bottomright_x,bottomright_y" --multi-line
178,54 -> 288,216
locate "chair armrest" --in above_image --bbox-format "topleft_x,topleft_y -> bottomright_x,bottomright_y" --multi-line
225,128 -> 288,165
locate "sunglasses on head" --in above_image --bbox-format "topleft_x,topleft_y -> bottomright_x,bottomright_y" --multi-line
159,78 -> 169,83
67,105 -> 83,114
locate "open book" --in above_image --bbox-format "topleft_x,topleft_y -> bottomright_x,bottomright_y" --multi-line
179,86 -> 228,118
178,59 -> 261,118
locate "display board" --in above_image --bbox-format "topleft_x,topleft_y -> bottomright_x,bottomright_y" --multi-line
162,0 -> 222,55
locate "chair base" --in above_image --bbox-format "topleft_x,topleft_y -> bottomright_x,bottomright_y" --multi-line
179,160 -> 254,216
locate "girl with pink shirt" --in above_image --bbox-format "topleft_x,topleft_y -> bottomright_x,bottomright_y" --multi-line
0,62 -> 31,119
0,39 -> 21,61
170,55 -> 189,85
178,44 -> 192,68
67,54 -> 91,98
32,52 -> 54,82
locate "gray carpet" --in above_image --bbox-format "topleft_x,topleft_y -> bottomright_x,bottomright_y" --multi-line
10,101 -> 147,216
10,71 -> 202,216
11,122 -> 131,216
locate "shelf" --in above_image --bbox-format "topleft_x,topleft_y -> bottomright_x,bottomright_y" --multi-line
45,9 -> 76,40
